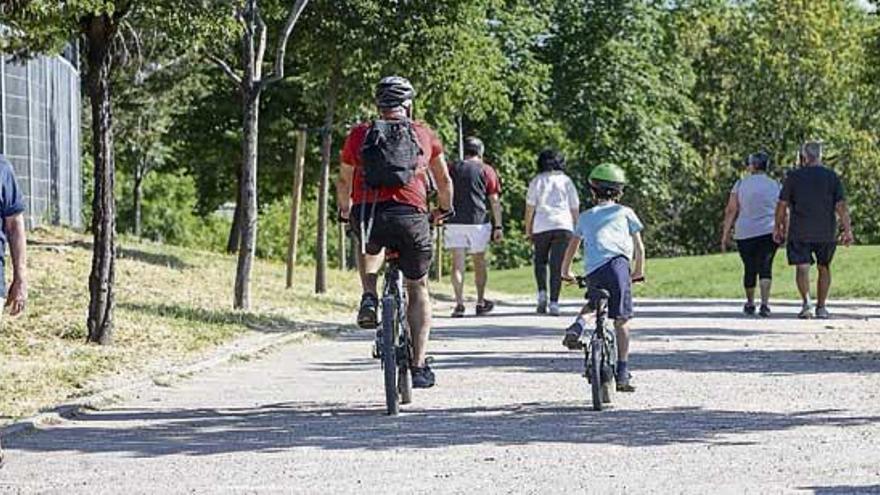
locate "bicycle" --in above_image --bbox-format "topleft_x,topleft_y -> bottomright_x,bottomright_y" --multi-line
374,251 -> 413,416
573,276 -> 617,411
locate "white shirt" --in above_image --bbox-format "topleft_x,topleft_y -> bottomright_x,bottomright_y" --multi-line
731,173 -> 780,240
526,171 -> 580,234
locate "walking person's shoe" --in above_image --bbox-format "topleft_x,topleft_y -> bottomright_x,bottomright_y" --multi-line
475,300 -> 495,316
451,304 -> 466,318
815,306 -> 831,319
759,304 -> 772,318
548,302 -> 561,316
411,366 -> 435,388
536,291 -> 548,314
743,302 -> 756,316
798,303 -> 814,319
357,293 -> 379,329
562,322 -> 584,350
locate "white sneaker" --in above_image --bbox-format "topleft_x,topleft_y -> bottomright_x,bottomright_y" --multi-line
549,302 -> 561,316
537,291 -> 548,314
798,303 -> 813,319
815,306 -> 830,319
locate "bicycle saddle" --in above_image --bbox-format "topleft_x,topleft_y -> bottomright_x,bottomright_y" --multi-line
588,288 -> 611,301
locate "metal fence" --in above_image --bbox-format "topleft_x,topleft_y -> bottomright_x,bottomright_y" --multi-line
0,51 -> 83,228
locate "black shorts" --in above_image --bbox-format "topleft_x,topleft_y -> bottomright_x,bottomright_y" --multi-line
787,240 -> 836,266
587,256 -> 633,321
352,202 -> 433,280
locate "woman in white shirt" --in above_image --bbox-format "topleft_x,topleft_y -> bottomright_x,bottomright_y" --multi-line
721,152 -> 781,317
525,150 -> 580,315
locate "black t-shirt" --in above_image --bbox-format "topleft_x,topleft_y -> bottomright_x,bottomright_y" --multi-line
779,165 -> 845,242
0,155 -> 25,258
447,159 -> 501,225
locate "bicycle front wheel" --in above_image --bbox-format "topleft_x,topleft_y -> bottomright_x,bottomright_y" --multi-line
589,339 -> 603,411
381,297 -> 399,415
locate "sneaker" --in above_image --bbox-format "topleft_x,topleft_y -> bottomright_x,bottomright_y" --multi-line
536,291 -> 548,314
798,303 -> 814,319
743,302 -> 756,316
475,300 -> 495,316
411,366 -> 435,388
616,374 -> 636,393
549,302 -> 561,316
815,306 -> 830,319
451,304 -> 466,318
371,329 -> 382,359
357,293 -> 379,329
562,322 -> 584,350
759,304 -> 771,318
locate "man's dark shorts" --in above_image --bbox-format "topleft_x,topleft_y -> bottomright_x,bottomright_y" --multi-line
787,240 -> 836,266
352,202 -> 433,280
587,256 -> 633,321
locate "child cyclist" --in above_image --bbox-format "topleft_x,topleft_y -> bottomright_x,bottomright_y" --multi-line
561,163 -> 645,392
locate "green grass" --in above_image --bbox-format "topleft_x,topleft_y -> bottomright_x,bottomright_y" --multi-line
488,245 -> 880,300
1,228 -> 362,421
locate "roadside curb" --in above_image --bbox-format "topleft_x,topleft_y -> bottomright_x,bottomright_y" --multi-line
0,322 -> 353,440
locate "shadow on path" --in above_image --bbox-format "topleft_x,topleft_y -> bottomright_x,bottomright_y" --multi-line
8,403 -> 878,458
804,485 -> 880,495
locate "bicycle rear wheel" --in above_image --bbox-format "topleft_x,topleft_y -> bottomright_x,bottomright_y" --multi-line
381,298 -> 399,415
589,338 -> 603,411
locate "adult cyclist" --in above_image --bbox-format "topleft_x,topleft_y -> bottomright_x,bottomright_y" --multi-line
335,76 -> 454,389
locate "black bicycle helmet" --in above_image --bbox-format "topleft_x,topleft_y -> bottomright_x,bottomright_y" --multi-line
375,76 -> 415,110
748,151 -> 770,171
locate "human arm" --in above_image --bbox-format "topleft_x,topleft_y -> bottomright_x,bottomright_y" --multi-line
335,162 -> 355,220
524,204 -> 535,241
721,192 -> 739,252
631,231 -> 645,281
428,153 -> 453,214
561,235 -> 581,282
836,200 -> 854,246
773,201 -> 788,244
4,213 -> 27,316
489,193 -> 503,242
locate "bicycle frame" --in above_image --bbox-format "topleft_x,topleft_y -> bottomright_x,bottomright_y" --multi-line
379,257 -> 414,414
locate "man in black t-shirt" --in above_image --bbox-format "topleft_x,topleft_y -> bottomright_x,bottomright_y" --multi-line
444,137 -> 503,317
774,142 -> 854,319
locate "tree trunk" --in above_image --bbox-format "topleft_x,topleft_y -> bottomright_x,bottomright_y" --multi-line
133,162 -> 144,238
226,168 -> 244,254
315,71 -> 339,294
286,128 -> 307,288
85,16 -> 118,345
233,17 -> 260,309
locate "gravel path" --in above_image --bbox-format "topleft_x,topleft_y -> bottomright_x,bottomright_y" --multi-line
2,299 -> 880,494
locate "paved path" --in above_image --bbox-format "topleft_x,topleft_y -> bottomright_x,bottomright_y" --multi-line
2,299 -> 880,494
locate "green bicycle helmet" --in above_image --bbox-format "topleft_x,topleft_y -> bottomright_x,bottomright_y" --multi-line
588,163 -> 627,192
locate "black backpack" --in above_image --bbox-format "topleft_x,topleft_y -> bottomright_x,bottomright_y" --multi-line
360,119 -> 423,188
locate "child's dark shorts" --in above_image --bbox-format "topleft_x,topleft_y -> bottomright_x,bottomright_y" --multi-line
587,255 -> 633,321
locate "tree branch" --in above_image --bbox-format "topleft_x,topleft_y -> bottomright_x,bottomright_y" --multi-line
208,54 -> 243,86
254,6 -> 267,79
260,0 -> 310,88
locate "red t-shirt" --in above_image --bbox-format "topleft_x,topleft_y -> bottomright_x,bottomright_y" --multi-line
341,121 -> 444,211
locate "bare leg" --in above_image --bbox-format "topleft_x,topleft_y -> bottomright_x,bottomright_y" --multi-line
450,249 -> 467,306
795,264 -> 811,304
759,279 -> 772,306
405,276 -> 432,368
817,264 -> 832,307
473,252 -> 487,304
356,250 -> 384,296
615,318 -> 630,363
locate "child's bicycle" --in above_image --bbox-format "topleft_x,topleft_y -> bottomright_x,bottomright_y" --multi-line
572,275 -> 644,411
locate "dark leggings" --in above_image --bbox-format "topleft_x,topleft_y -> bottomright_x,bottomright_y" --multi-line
736,234 -> 778,289
533,229 -> 571,302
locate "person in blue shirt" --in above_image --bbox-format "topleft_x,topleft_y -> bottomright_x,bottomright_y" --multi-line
561,163 -> 644,392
